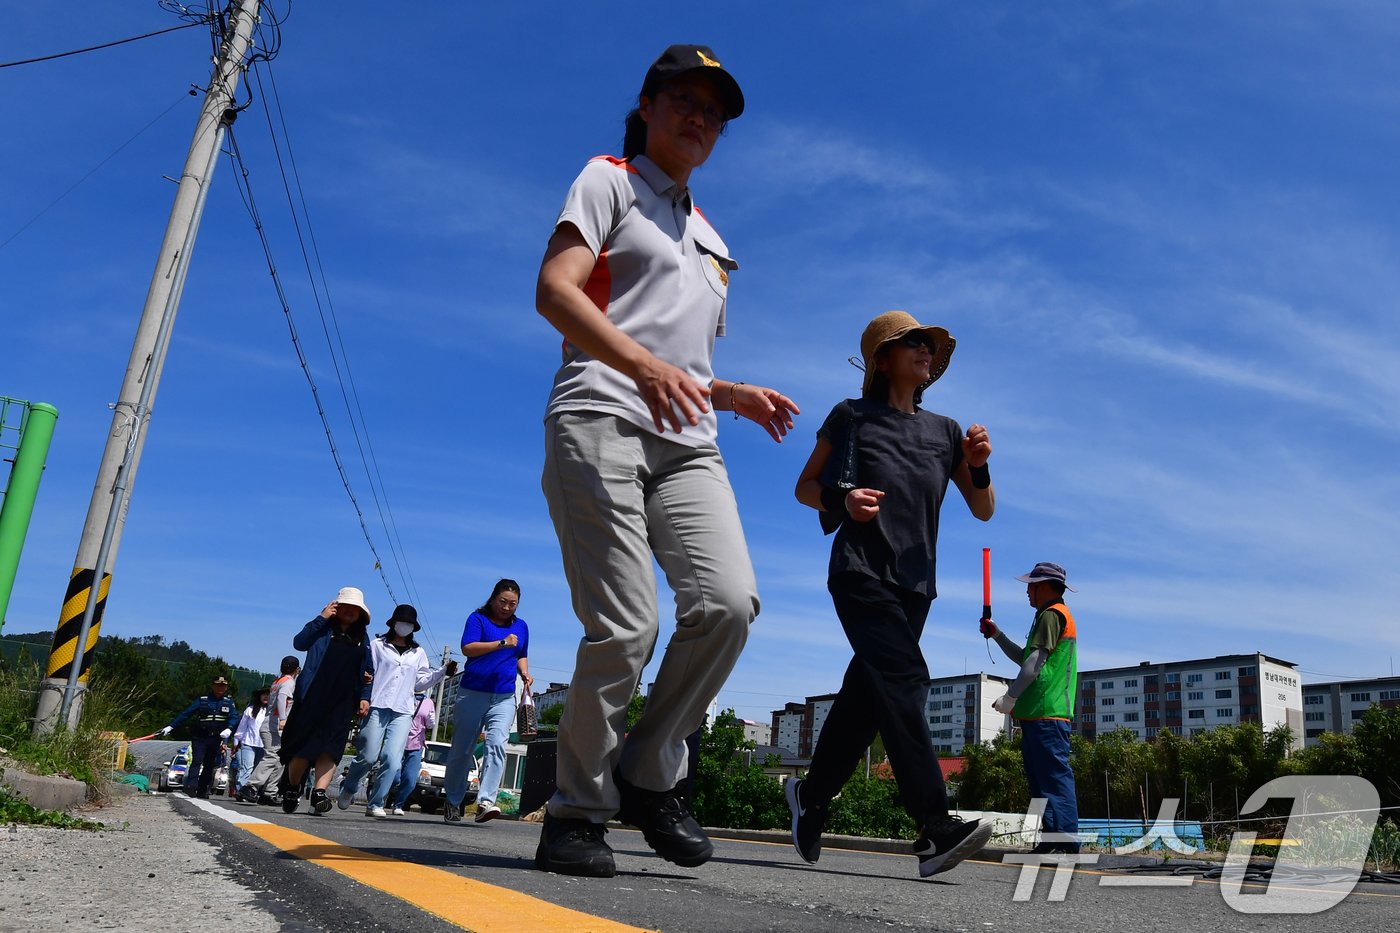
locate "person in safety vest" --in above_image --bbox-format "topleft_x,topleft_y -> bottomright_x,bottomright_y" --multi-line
160,675 -> 240,798
984,561 -> 1081,854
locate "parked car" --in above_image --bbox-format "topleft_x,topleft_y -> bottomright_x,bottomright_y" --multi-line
399,740 -> 475,813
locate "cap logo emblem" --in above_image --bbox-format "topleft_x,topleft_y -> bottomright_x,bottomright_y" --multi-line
707,255 -> 729,285
697,50 -> 721,68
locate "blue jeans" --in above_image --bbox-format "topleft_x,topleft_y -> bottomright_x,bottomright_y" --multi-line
235,745 -> 264,789
446,689 -> 513,808
1021,719 -> 1079,848
342,708 -> 411,810
391,746 -> 424,811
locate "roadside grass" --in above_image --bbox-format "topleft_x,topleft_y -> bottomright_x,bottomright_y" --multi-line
0,657 -> 149,821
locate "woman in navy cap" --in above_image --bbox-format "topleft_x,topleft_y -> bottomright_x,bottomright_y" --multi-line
533,44 -> 798,877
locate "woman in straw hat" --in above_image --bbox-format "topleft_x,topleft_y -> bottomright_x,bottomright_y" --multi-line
533,44 -> 798,877
790,310 -> 996,878
277,586 -> 375,814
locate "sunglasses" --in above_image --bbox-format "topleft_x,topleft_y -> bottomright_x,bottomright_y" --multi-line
895,333 -> 934,351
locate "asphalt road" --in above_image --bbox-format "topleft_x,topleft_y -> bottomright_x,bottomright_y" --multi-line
175,794 -> 1398,933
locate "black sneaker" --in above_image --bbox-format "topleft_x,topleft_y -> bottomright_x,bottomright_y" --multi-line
785,778 -> 827,864
615,776 -> 713,867
915,815 -> 994,877
257,793 -> 280,807
310,789 -> 332,814
443,802 -> 461,823
534,814 -> 616,878
281,791 -> 299,814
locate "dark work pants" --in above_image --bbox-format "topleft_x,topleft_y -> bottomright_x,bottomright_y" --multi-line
805,572 -> 948,829
187,736 -> 221,795
1020,719 -> 1079,845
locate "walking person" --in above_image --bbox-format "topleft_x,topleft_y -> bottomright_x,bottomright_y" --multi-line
389,692 -> 436,815
159,675 -> 239,799
240,655 -> 300,804
230,687 -> 269,799
789,310 -> 996,877
338,604 -> 457,818
983,562 -> 1082,853
443,579 -> 531,825
277,587 -> 375,814
534,44 -> 798,877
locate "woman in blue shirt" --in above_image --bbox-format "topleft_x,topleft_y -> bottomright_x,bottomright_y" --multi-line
443,579 -> 533,824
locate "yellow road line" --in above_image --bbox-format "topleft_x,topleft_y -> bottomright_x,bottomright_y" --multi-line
239,823 -> 656,933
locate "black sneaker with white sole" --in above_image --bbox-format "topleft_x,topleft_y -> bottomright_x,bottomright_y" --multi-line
309,789 -> 332,814
915,815 -> 993,877
785,778 -> 828,864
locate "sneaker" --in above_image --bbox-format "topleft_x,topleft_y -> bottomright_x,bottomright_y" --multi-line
785,778 -> 827,864
443,802 -> 461,823
366,806 -> 387,819
615,776 -> 712,868
310,789 -> 333,815
916,815 -> 994,877
237,786 -> 259,804
281,792 -> 299,814
391,807 -> 405,816
474,803 -> 502,824
534,814 -> 616,878
258,794 -> 280,807
336,784 -> 355,810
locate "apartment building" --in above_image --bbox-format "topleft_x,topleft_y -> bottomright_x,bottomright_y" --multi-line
1300,676 -> 1400,745
771,702 -> 805,754
925,672 -> 1015,754
1076,652 -> 1303,748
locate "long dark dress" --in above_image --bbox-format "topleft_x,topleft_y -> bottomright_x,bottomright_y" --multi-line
279,631 -> 364,763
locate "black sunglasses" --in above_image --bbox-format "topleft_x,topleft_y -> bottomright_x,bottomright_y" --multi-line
896,333 -> 933,350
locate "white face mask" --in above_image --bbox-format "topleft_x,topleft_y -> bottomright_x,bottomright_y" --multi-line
393,622 -> 416,638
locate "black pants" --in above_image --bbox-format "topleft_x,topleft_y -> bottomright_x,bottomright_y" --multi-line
804,572 -> 948,829
187,736 -> 221,795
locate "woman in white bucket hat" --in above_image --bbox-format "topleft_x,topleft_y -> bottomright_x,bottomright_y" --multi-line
276,587 -> 374,814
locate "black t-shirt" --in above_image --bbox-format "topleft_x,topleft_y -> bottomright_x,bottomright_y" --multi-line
818,398 -> 964,597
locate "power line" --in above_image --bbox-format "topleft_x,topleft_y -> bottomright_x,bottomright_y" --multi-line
221,127 -> 403,613
0,93 -> 193,252
0,19 -> 210,70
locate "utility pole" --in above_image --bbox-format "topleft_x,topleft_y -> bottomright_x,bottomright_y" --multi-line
34,0 -> 263,733
432,645 -> 453,742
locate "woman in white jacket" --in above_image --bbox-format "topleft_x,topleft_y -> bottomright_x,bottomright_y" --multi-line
337,604 -> 457,818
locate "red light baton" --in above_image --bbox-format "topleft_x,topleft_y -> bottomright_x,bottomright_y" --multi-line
979,547 -> 995,638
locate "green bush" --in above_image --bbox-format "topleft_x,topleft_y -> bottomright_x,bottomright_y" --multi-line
825,770 -> 918,840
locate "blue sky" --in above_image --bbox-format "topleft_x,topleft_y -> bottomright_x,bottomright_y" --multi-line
3,3 -> 1398,723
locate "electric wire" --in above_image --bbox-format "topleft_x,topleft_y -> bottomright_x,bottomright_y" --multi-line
246,60 -> 429,643
253,59 -> 427,620
0,19 -> 211,69
221,127 -> 404,617
0,93 -> 192,252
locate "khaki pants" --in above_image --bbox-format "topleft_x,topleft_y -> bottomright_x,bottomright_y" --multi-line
542,412 -> 759,821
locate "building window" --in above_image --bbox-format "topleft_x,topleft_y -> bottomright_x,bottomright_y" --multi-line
1101,714 -> 1116,723
1351,692 -> 1373,703
1216,689 -> 1233,699
1352,709 -> 1367,720
1241,705 -> 1259,717
1167,691 -> 1181,701
1187,673 -> 1203,684
1304,695 -> 1324,705
1145,692 -> 1159,702
1190,728 -> 1205,737
1188,691 -> 1203,701
1101,681 -> 1115,689
1082,713 -> 1094,722
1216,671 -> 1232,681
1146,710 -> 1160,720
1306,728 -> 1324,738
1305,711 -> 1325,722
1124,679 -> 1138,688
1381,690 -> 1400,701
1124,712 -> 1140,722
1101,698 -> 1115,706
1216,708 -> 1234,718
1125,696 -> 1139,705
1166,673 -> 1181,683
1188,709 -> 1205,720
1238,666 -> 1256,676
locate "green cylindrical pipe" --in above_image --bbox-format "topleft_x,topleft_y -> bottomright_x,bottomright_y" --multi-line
0,402 -> 59,633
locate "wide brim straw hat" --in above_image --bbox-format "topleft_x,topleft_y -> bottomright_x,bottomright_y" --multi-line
335,586 -> 371,626
858,310 -> 955,394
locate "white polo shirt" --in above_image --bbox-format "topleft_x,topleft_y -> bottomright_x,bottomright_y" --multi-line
544,154 -> 738,448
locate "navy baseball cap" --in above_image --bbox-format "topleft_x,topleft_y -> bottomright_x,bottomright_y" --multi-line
641,44 -> 744,119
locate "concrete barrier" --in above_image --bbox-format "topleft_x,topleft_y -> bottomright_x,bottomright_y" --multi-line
0,759 -> 88,812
